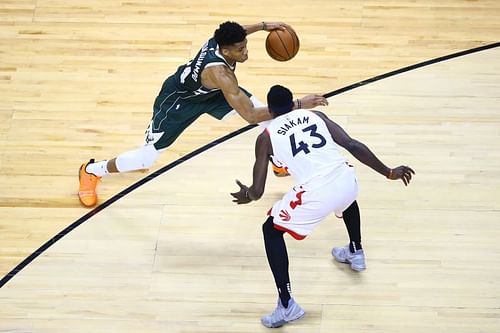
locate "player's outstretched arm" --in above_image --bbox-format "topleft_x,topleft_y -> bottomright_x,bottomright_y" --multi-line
243,22 -> 290,35
314,111 -> 415,186
203,66 -> 328,123
204,65 -> 272,123
293,94 -> 328,110
231,132 -> 271,204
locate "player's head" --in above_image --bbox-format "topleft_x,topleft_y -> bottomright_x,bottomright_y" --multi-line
214,21 -> 248,63
267,85 -> 294,117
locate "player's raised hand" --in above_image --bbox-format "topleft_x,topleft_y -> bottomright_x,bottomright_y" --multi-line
388,166 -> 415,186
231,180 -> 252,204
262,22 -> 290,32
297,94 -> 329,109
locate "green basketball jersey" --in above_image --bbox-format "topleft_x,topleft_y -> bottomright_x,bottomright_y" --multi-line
172,38 -> 236,102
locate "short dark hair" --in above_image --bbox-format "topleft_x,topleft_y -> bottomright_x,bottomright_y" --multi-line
267,85 -> 294,116
214,21 -> 247,47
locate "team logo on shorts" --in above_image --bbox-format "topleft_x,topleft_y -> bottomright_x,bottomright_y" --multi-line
279,209 -> 291,222
144,122 -> 164,145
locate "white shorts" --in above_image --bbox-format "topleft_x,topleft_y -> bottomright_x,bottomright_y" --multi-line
270,166 -> 359,240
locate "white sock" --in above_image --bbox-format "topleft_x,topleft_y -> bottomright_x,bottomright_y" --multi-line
85,160 -> 109,177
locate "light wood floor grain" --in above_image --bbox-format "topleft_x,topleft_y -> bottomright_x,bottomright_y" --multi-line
0,1 -> 499,332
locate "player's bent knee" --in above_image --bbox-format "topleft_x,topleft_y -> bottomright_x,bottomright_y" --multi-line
263,216 -> 283,238
115,145 -> 160,172
262,217 -> 273,234
140,145 -> 160,169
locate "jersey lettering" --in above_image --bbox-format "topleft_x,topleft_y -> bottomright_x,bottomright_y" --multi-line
289,124 -> 327,156
179,66 -> 191,84
277,116 -> 309,135
191,42 -> 209,82
290,132 -> 310,156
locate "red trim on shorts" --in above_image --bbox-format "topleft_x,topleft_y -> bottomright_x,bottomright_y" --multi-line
273,224 -> 306,240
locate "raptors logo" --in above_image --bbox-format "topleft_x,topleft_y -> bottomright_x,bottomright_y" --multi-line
279,210 -> 291,222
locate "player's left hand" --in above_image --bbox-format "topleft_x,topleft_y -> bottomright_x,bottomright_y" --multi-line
388,165 -> 415,186
298,94 -> 329,109
231,180 -> 252,204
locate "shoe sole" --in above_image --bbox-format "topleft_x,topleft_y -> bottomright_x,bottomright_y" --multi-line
332,250 -> 366,272
334,258 -> 366,272
261,311 -> 305,328
349,263 -> 366,272
273,172 -> 290,177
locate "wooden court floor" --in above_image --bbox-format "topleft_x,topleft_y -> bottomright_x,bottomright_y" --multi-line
1,1 -> 499,332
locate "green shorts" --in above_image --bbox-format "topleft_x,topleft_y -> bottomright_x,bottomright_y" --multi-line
145,76 -> 252,150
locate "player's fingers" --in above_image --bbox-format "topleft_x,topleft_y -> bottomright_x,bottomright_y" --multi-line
404,172 -> 411,185
402,166 -> 414,175
315,97 -> 328,106
235,179 -> 245,189
398,169 -> 405,185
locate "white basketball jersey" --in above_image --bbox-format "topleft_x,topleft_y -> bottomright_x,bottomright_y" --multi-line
266,109 -> 348,187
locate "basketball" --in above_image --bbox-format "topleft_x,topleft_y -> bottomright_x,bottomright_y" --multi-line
265,27 -> 300,61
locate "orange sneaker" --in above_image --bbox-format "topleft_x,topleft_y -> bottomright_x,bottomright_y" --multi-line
271,162 -> 290,177
78,159 -> 101,207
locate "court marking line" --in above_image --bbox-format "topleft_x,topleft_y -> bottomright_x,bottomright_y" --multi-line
1,41 -> 498,288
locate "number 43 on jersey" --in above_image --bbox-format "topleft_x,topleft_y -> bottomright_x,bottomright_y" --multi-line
289,124 -> 327,156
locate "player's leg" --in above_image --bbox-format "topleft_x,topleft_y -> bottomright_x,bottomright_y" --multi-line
261,216 -> 305,328
78,137 -> 163,207
326,167 -> 365,271
343,200 -> 362,252
78,77 -> 187,207
331,200 -> 366,272
262,216 -> 291,307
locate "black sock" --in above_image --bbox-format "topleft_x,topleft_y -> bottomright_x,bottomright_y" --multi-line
262,217 -> 291,308
278,283 -> 291,308
342,201 -> 362,253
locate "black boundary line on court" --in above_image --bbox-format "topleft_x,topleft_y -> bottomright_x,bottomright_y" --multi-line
1,41 -> 499,288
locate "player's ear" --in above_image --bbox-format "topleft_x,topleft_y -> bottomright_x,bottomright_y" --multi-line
220,46 -> 230,57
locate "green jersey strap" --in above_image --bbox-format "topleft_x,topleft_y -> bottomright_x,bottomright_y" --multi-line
173,38 -> 236,102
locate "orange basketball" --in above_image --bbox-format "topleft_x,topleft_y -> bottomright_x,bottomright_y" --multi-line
265,27 -> 300,61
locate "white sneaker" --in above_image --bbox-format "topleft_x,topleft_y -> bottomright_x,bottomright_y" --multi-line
261,297 -> 305,328
332,245 -> 366,272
